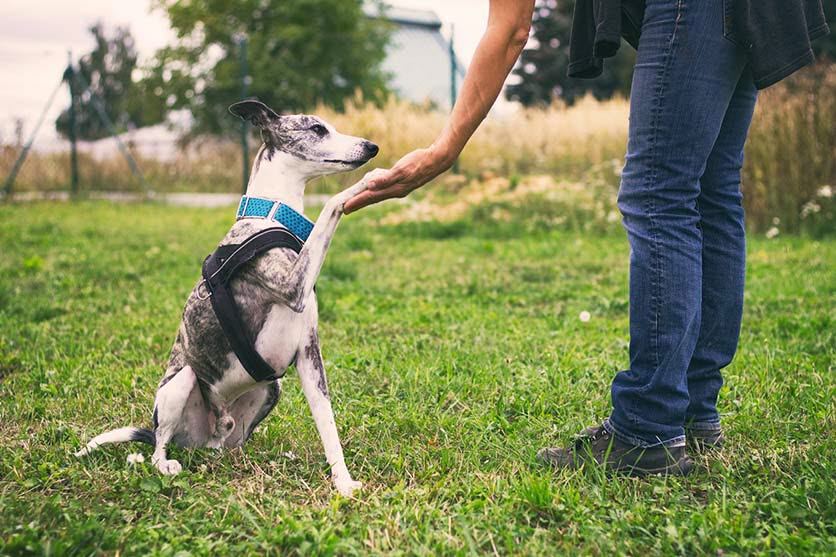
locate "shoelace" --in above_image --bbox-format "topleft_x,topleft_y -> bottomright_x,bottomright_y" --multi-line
575,426 -> 609,448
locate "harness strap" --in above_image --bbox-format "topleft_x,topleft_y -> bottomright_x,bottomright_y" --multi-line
201,228 -> 305,382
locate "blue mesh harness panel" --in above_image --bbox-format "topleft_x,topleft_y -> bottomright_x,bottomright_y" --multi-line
242,197 -> 274,218
274,203 -> 314,241
238,195 -> 314,242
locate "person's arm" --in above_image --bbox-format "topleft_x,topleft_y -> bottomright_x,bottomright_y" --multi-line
344,0 -> 534,214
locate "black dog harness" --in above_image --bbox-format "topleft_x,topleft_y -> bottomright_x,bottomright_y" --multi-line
200,227 -> 304,382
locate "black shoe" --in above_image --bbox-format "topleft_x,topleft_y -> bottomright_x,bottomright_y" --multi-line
537,424 -> 694,477
686,427 -> 724,452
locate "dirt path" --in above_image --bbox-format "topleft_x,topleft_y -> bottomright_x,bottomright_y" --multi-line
4,191 -> 332,207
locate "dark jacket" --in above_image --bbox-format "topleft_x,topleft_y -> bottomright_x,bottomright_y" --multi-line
732,0 -> 830,88
568,0 -> 830,89
568,0 -> 644,79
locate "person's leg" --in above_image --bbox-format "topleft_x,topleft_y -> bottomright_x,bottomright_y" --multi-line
540,0 -> 755,474
606,0 -> 751,449
685,68 -> 758,445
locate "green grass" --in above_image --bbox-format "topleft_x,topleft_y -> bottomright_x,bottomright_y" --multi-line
0,201 -> 833,555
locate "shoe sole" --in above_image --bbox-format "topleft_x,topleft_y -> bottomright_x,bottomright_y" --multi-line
616,455 -> 695,477
538,452 -> 695,477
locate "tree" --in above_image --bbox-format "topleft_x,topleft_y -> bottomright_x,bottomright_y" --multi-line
505,0 -> 636,106
144,0 -> 391,137
55,24 -> 165,140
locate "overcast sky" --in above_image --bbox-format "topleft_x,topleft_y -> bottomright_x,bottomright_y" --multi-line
0,0 -> 490,144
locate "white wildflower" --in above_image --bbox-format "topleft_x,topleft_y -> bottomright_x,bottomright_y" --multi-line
817,185 -> 832,198
283,451 -> 297,460
126,453 -> 145,465
765,226 -> 780,239
772,217 -> 781,225
579,311 -> 591,322
800,201 -> 821,219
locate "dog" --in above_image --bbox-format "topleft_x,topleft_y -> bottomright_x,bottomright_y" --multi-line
75,100 -> 379,496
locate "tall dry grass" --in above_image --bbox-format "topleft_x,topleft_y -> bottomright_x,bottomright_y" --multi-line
742,65 -> 835,236
0,140 -> 244,194
315,93 -> 629,181
2,66 -> 832,234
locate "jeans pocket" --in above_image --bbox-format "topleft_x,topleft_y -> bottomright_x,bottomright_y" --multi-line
722,0 -> 747,47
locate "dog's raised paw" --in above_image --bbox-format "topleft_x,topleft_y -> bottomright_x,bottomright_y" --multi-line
335,479 -> 362,497
156,459 -> 183,475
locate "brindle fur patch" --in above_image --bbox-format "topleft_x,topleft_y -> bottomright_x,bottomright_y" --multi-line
261,115 -> 333,162
169,218 -> 300,388
304,330 -> 329,399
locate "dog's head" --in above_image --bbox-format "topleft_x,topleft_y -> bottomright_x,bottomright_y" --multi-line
229,100 -> 378,178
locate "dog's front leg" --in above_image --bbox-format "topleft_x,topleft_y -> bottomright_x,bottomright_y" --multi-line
283,174 -> 378,311
296,327 -> 361,497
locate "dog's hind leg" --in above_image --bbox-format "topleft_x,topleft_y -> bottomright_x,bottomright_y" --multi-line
224,380 -> 281,447
296,328 -> 361,497
203,389 -> 236,449
151,366 -> 199,475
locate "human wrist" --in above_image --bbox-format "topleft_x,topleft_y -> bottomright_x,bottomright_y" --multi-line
429,137 -> 461,169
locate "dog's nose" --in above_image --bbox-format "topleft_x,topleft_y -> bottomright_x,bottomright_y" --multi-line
363,141 -> 379,157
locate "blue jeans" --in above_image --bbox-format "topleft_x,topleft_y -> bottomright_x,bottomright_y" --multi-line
606,0 -> 758,447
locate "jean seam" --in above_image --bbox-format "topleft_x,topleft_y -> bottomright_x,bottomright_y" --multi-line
604,417 -> 687,449
643,0 -> 684,388
721,0 -> 747,47
687,428 -> 722,433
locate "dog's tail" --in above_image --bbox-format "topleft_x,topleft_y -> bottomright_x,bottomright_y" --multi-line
74,427 -> 156,457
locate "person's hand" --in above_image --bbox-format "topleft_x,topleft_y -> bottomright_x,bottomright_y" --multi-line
343,145 -> 454,214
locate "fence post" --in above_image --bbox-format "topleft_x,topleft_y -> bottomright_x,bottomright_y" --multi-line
239,35 -> 250,193
65,52 -> 80,195
449,24 -> 459,174
1,77 -> 65,198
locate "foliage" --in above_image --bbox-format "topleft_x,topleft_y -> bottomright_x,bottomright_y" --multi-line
814,0 -> 836,59
505,0 -> 635,106
0,202 -> 833,554
143,0 -> 391,137
380,167 -> 623,237
55,24 -> 165,141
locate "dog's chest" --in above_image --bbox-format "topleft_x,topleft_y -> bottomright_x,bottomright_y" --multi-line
211,298 -> 315,402
255,302 -> 310,367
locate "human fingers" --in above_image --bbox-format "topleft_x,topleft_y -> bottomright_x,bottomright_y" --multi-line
363,168 -> 399,191
343,186 -> 403,214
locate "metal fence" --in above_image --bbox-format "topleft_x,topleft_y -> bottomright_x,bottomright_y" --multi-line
1,135 -> 254,196
2,16 -> 468,200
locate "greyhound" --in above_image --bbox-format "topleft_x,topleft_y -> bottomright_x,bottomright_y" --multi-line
75,100 -> 380,496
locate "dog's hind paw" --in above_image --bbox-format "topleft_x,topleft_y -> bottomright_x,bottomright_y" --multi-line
155,459 -> 183,475
334,479 -> 362,497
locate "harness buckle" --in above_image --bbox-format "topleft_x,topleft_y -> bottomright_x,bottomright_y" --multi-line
196,279 -> 212,300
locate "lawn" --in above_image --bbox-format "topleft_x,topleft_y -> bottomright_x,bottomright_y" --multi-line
0,201 -> 833,555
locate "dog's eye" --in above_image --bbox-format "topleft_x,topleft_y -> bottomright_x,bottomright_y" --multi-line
310,124 -> 328,137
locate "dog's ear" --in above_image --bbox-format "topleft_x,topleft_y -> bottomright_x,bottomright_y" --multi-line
228,100 -> 280,128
